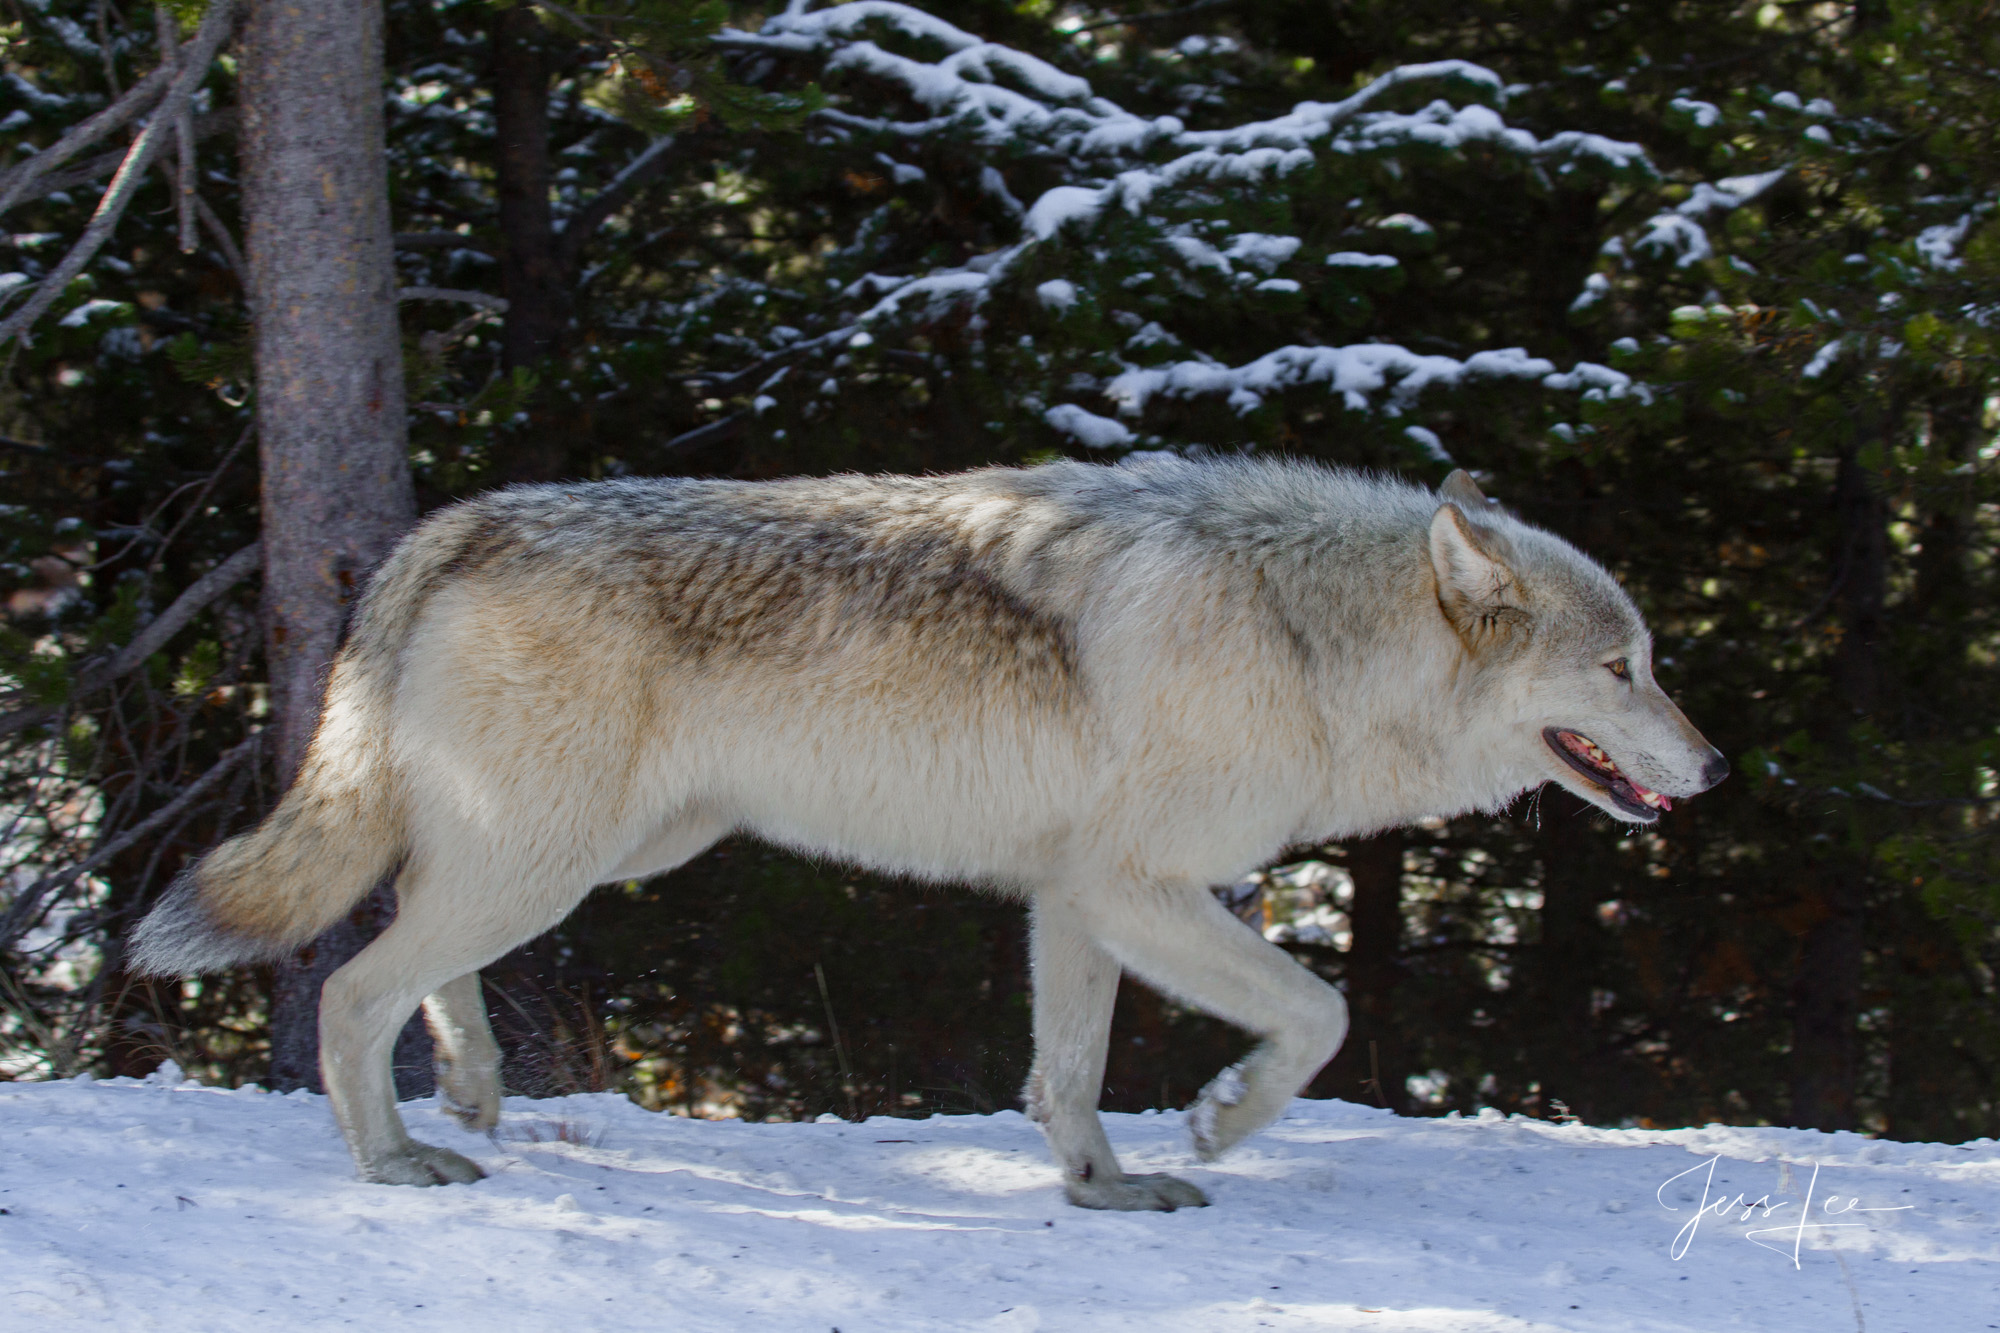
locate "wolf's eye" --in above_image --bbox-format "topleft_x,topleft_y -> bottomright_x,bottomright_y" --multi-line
1606,658 -> 1630,681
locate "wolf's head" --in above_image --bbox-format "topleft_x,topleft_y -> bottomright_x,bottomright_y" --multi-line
1429,471 -> 1727,824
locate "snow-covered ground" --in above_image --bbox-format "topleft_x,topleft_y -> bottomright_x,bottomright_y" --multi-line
2,1072 -> 1994,1332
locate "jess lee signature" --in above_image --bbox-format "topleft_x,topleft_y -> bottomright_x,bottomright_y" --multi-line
1657,1156 -> 1914,1268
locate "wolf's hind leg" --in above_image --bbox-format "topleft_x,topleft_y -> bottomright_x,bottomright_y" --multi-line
319,858 -> 595,1187
424,972 -> 500,1132
1027,897 -> 1208,1211
1082,883 -> 1348,1163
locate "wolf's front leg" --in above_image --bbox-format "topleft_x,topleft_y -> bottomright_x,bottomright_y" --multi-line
1026,897 -> 1208,1211
1084,883 -> 1349,1162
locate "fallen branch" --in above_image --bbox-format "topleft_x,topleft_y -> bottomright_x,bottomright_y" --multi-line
0,732 -> 261,953
0,0 -> 240,349
0,542 -> 261,743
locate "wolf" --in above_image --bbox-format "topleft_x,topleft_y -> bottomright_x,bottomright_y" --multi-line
133,458 -> 1725,1209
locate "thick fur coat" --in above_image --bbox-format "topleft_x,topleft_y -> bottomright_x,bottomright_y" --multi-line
134,457 -> 1724,1209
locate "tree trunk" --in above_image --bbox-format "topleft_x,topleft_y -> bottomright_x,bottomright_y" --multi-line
493,3 -> 567,370
1788,444 -> 1888,1130
491,2 -> 573,484
1528,788 -> 1609,1118
1313,831 -> 1408,1112
241,0 -> 427,1095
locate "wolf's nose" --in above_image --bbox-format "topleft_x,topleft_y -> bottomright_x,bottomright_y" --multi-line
1700,752 -> 1730,790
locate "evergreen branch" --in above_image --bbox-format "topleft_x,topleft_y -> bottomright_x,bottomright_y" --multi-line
0,0 -> 240,349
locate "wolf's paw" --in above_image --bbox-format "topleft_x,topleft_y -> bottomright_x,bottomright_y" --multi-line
360,1141 -> 487,1187
437,1076 -> 500,1132
1189,1062 -> 1251,1162
1065,1170 -> 1209,1212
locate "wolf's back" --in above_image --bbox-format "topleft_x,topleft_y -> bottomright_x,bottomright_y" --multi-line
130,505 -> 491,976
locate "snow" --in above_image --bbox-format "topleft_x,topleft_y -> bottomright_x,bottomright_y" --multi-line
1802,337 -> 1847,379
1634,213 -> 1713,267
1569,272 -> 1610,312
1222,233 -> 1303,272
56,299 -> 128,327
1916,216 -> 1972,270
1035,278 -> 1078,312
875,153 -> 927,184
1105,342 -> 1638,418
1714,169 -> 1787,203
1669,97 -> 1720,129
1404,424 -> 1454,464
713,0 -> 1662,430
1024,186 -> 1103,240
1044,403 -> 1135,449
1326,252 -> 1400,269
3,1074 -> 1995,1331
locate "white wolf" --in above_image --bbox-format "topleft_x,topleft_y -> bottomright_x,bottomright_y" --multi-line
134,458 -> 1725,1210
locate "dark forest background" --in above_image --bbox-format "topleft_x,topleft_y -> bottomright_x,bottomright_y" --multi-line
3,0 -> 1997,1144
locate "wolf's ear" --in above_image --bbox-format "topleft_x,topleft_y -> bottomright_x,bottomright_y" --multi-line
1439,469 -> 1491,510
1430,501 -> 1522,641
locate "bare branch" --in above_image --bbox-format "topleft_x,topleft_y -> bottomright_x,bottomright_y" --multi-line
528,0 -> 617,41
0,108 -> 237,213
194,192 -> 246,281
0,733 -> 261,952
557,135 -> 682,266
658,412 -> 747,455
0,62 -> 173,216
395,230 -> 491,253
0,0 -> 241,348
1072,0 -> 1239,32
399,286 -> 510,313
687,324 -> 858,396
0,542 -> 261,743
156,6 -> 200,254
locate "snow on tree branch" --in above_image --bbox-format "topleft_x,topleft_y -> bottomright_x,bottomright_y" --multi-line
695,0 -> 1667,452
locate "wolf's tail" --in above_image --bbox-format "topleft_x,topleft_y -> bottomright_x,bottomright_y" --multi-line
130,504 -> 492,976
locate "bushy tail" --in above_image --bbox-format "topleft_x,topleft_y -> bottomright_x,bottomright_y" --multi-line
130,504 -> 491,976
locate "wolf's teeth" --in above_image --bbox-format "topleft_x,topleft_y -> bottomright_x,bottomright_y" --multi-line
1640,791 -> 1663,808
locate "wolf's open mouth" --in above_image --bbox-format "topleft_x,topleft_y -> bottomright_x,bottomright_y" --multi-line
1543,727 -> 1671,819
